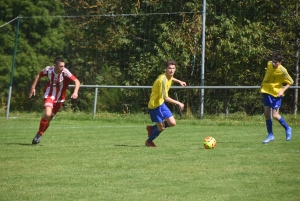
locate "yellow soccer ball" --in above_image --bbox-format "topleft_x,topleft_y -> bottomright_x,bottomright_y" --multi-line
203,136 -> 217,149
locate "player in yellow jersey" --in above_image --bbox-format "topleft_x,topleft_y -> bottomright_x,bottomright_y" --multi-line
145,60 -> 186,147
261,52 -> 294,144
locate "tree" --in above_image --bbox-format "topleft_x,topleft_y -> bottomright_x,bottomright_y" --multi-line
49,0 -> 300,115
1,0 -> 298,115
0,0 -> 66,112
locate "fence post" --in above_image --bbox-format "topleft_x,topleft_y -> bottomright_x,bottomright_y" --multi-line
200,0 -> 206,119
6,16 -> 20,119
93,87 -> 98,118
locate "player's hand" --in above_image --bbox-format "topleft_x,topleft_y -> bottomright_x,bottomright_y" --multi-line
180,81 -> 186,87
71,93 -> 78,99
178,102 -> 184,110
277,91 -> 284,97
29,88 -> 36,98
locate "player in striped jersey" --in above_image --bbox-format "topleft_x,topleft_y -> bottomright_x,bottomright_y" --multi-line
145,60 -> 186,147
260,52 -> 294,144
29,57 -> 80,144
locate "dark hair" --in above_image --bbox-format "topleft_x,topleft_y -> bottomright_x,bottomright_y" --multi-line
165,60 -> 177,68
272,52 -> 283,62
54,57 -> 64,65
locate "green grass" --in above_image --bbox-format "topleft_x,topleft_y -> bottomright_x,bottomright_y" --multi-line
1,112 -> 300,201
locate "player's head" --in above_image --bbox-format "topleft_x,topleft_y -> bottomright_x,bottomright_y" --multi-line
165,60 -> 177,78
54,57 -> 65,65
272,52 -> 282,67
53,57 -> 65,73
165,60 -> 177,68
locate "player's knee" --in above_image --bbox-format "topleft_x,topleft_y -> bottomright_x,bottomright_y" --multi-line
43,114 -> 52,120
167,119 -> 176,127
158,127 -> 165,132
168,122 -> 176,127
273,114 -> 280,120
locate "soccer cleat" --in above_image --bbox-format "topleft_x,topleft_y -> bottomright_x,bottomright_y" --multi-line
32,134 -> 42,145
286,127 -> 292,141
145,140 -> 156,147
146,125 -> 153,137
262,134 -> 275,144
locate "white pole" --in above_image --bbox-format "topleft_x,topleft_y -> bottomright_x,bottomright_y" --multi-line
6,17 -> 20,119
200,0 -> 206,118
6,87 -> 12,119
93,87 -> 98,118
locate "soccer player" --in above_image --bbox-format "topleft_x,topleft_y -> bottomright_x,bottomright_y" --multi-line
260,52 -> 294,144
145,60 -> 186,147
29,57 -> 80,144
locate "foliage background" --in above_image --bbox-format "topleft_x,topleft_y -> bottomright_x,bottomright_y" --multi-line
0,0 -> 299,116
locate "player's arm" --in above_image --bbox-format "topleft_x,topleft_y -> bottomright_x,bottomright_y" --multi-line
29,74 -> 41,98
71,79 -> 80,99
172,77 -> 186,87
278,67 -> 294,97
164,97 -> 184,110
277,84 -> 290,97
261,66 -> 269,89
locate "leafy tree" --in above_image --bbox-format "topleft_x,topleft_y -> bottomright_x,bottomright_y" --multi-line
200,0 -> 299,115
1,0 -> 298,116
55,0 -> 300,115
0,0 -> 66,112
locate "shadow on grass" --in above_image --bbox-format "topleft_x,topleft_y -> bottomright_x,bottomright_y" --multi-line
4,143 -> 42,146
216,141 -> 237,143
114,144 -> 144,147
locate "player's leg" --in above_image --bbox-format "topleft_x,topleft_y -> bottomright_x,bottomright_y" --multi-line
262,95 -> 275,144
159,103 -> 174,130
264,106 -> 273,134
272,107 -> 292,141
145,123 -> 159,147
43,102 -> 63,133
164,116 -> 176,128
146,104 -> 172,147
148,117 -> 174,139
32,106 -> 52,144
146,124 -> 156,137
145,108 -> 161,147
145,121 -> 166,147
40,106 -> 53,131
146,117 -> 173,137
32,98 -> 54,144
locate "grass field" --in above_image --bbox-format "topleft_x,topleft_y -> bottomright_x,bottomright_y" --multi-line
1,112 -> 300,201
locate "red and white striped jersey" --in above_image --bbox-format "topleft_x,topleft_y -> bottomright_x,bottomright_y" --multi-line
40,66 -> 77,103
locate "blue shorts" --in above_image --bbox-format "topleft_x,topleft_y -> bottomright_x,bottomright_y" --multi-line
148,103 -> 173,123
262,94 -> 282,109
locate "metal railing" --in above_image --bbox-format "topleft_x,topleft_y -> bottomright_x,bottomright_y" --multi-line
69,85 -> 300,118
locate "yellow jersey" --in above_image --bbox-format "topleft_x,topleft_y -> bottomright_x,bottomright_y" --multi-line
148,74 -> 173,109
261,61 -> 294,97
